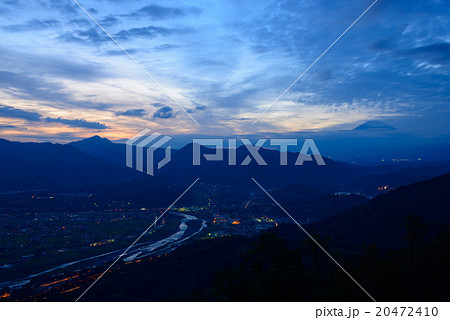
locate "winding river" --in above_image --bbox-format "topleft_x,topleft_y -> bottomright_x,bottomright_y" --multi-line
0,211 -> 207,289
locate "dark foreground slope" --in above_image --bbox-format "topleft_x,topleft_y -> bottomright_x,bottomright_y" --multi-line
307,173 -> 450,251
35,174 -> 449,302
52,227 -> 448,302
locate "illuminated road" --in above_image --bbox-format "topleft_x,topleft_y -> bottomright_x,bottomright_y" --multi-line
0,212 -> 207,289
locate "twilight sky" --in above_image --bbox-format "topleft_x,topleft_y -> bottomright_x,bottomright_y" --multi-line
0,0 -> 449,142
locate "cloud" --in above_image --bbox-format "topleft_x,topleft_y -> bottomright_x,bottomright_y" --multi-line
315,70 -> 334,81
0,44 -> 107,80
0,70 -> 109,110
152,44 -> 180,52
59,25 -> 191,44
115,26 -> 190,41
0,105 -> 42,121
106,48 -> 139,56
0,105 -> 108,129
132,4 -> 201,20
187,105 -> 206,113
400,42 -> 450,64
0,124 -> 28,131
1,0 -> 449,137
99,15 -> 121,27
37,0 -> 78,15
69,18 -> 91,27
115,109 -> 147,117
152,103 -> 167,108
45,117 -> 108,129
58,27 -> 110,44
369,24 -> 409,52
153,105 -> 175,119
3,19 -> 60,32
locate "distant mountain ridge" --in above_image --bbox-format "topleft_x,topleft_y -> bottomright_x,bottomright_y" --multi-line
0,136 -> 449,197
157,142 -> 366,189
68,136 -> 367,189
69,135 -> 125,166
0,138 -> 141,191
353,120 -> 397,131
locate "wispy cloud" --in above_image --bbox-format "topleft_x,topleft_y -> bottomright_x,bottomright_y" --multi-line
58,27 -> 110,44
0,105 -> 108,130
0,124 -> 18,129
400,42 -> 450,64
187,105 -> 206,113
0,0 -> 449,140
115,108 -> 147,117
3,19 -> 60,32
0,105 -> 41,121
99,15 -> 121,27
130,4 -> 201,20
45,117 -> 108,129
114,25 -> 192,41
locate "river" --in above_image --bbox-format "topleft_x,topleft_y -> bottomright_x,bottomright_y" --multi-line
0,211 -> 207,289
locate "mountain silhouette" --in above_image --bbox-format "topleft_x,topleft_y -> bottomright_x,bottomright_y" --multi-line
69,137 -> 368,189
307,173 -> 450,250
353,120 -> 397,131
0,138 -> 140,191
157,142 -> 366,189
69,135 -> 125,166
2,136 -> 449,199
